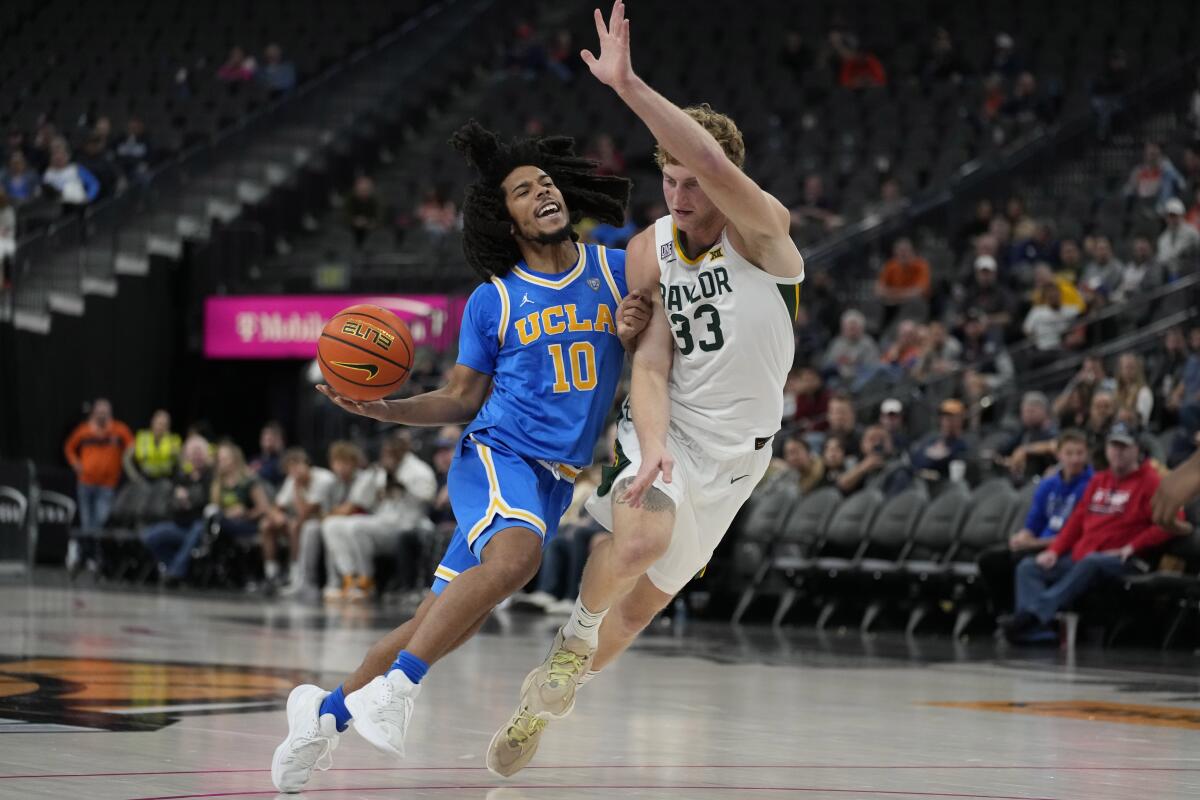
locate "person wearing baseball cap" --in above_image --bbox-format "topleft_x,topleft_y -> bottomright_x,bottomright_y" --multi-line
1003,421 -> 1187,643
878,398 -> 910,452
1157,196 -> 1200,278
908,398 -> 970,483
961,255 -> 1015,332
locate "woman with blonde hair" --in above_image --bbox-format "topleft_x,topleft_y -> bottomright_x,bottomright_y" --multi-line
1114,352 -> 1153,427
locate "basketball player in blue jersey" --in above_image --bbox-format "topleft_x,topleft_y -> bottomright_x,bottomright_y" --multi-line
271,121 -> 651,793
489,1 -> 806,776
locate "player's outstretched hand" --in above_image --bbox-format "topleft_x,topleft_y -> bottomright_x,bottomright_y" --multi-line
617,289 -> 652,346
621,447 -> 673,509
581,0 -> 633,91
315,384 -> 392,422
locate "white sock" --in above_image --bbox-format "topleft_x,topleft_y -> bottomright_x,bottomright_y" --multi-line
563,597 -> 607,647
264,561 -> 280,580
577,670 -> 601,687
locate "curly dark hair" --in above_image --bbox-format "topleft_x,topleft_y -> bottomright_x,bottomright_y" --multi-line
450,121 -> 631,281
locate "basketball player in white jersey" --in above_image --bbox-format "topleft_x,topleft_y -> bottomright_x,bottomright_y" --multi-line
487,0 -> 804,775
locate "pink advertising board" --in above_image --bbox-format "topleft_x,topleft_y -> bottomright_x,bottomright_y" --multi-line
204,295 -> 467,359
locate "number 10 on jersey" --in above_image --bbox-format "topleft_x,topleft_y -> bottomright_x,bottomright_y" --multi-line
548,342 -> 597,392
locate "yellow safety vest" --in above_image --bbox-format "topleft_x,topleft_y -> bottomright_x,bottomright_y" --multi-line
135,430 -> 181,479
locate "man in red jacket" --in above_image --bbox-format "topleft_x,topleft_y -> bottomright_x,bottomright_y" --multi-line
1003,422 -> 1176,643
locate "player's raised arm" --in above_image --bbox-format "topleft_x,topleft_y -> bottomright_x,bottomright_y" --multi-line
582,1 -> 800,275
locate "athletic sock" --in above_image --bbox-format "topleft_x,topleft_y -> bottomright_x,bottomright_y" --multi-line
577,670 -> 601,687
319,684 -> 352,732
264,561 -> 280,580
562,597 -> 607,647
387,650 -> 430,684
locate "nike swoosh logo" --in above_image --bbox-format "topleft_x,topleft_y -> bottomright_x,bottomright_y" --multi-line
331,361 -> 379,381
730,474 -> 751,484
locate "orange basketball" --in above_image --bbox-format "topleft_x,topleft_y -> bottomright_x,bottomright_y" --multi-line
317,304 -> 414,401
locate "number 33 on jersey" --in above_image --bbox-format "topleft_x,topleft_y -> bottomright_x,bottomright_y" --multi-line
456,242 -> 629,468
653,215 -> 803,457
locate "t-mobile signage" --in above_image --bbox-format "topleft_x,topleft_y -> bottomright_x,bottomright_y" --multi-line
204,295 -> 467,358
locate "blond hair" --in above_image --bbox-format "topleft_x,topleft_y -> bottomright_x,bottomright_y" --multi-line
327,440 -> 365,468
654,104 -> 745,170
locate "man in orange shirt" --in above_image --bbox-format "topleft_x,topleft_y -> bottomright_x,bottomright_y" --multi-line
63,398 -> 134,533
875,237 -> 930,329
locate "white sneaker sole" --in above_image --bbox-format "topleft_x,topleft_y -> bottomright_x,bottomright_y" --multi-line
271,684 -> 325,793
344,678 -> 405,758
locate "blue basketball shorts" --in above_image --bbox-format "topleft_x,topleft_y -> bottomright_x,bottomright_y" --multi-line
431,435 -> 577,594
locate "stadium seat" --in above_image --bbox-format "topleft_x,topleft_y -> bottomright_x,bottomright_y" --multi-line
900,483 -> 970,634
764,486 -> 842,626
730,477 -> 803,624
811,488 -> 885,629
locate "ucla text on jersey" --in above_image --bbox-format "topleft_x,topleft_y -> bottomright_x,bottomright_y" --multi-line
456,242 -> 628,468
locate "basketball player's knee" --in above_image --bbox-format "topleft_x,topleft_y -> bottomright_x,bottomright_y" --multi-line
487,547 -> 541,593
610,532 -> 669,576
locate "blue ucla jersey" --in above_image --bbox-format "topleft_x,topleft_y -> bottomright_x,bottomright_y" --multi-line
456,242 -> 627,467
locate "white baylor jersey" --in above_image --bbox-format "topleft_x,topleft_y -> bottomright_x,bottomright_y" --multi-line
653,215 -> 803,458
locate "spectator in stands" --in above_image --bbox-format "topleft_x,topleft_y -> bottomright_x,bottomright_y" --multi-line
414,185 -> 457,236
825,393 -> 862,455
837,425 -> 896,496
2,151 -> 40,204
820,435 -> 850,488
1090,47 -> 1128,140
1153,327 -> 1191,418
1115,353 -> 1154,427
978,430 -> 1093,613
1157,198 -> 1200,278
957,308 -> 1015,387
1168,327 -> 1200,436
864,176 -> 906,218
547,30 -> 578,83
1124,141 -> 1186,213
141,436 -> 214,586
0,189 -> 13,287
1080,235 -> 1125,296
217,46 -> 257,83
29,119 -> 58,172
961,369 -> 1002,433
1004,423 -> 1178,643
875,238 -> 931,329
42,138 -> 99,208
323,433 -> 436,600
790,174 -> 843,233
1023,283 -> 1078,364
989,32 -> 1021,81
586,207 -> 638,249
775,433 -> 825,493
584,134 -> 626,176
879,398 -> 910,452
345,175 -> 383,249
1027,262 -> 1084,311
1113,236 -> 1167,305
429,425 -> 462,532
1009,220 -> 1057,276
122,409 -> 181,483
780,30 -> 813,80
78,133 -> 120,200
960,255 -> 1014,334
999,72 -> 1052,129
1053,355 -> 1109,418
999,391 -> 1059,482
249,421 -> 287,491
1055,238 -> 1084,282
789,366 -> 830,432
314,441 -> 369,598
64,398 -> 134,535
114,116 -> 154,179
258,43 -> 297,95
1083,389 -> 1118,470
921,26 -> 970,86
956,199 -> 994,255
910,399 -> 971,482
913,321 -> 962,383
830,32 -> 886,88
881,319 -> 924,373
261,448 -> 341,592
822,309 -> 880,387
